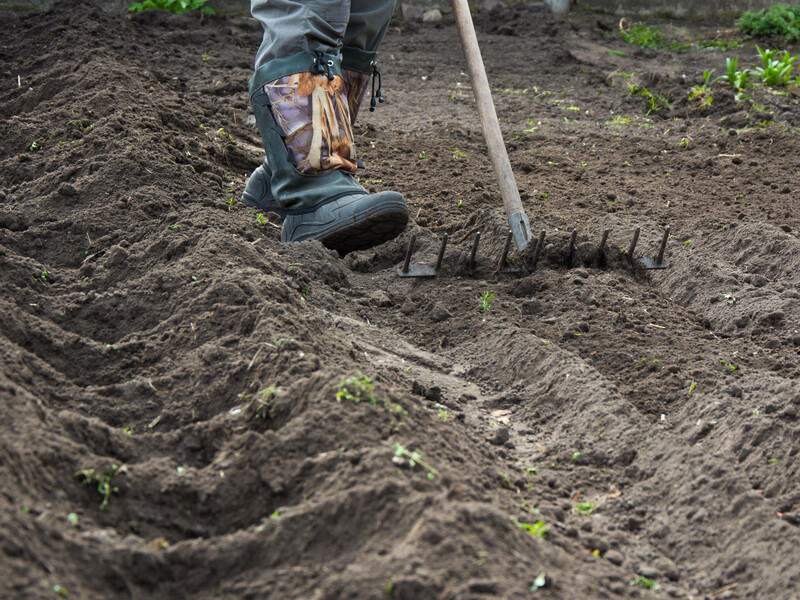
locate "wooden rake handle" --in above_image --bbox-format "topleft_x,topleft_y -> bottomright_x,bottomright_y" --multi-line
450,0 -> 532,252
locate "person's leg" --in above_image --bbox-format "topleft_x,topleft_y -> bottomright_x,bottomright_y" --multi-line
340,0 -> 396,123
252,0 -> 350,70
243,0 -> 408,254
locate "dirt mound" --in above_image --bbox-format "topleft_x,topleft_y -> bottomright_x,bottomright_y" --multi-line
2,3 -> 800,599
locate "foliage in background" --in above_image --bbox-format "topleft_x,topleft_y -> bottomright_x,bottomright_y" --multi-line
620,23 -> 664,48
738,4 -> 800,40
129,0 -> 215,15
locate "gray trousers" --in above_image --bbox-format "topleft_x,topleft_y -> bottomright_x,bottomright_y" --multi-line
251,0 -> 397,69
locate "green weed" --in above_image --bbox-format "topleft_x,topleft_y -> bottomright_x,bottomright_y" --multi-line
74,464 -> 119,510
129,0 -> 215,15
28,140 -> 42,151
393,443 -> 439,480
53,585 -> 69,598
529,572 -> 547,592
35,269 -> 50,284
512,517 -> 549,538
336,372 -> 374,404
479,291 -> 495,311
628,84 -> 670,114
575,502 -> 596,515
252,386 -> 277,419
629,575 -> 660,590
620,23 -> 663,48
738,4 -> 800,41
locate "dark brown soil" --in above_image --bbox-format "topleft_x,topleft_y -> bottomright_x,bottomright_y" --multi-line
2,2 -> 800,599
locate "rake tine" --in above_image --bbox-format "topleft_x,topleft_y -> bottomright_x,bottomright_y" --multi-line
656,225 -> 670,264
401,235 -> 416,274
498,230 -> 513,271
435,233 -> 448,271
531,228 -> 546,270
627,227 -> 640,265
568,228 -> 577,264
597,227 -> 609,260
469,231 -> 481,273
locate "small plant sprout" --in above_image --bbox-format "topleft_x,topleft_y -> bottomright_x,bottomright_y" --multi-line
530,572 -> 547,592
512,517 -> 549,538
479,291 -> 495,311
252,386 -> 277,419
392,443 -> 439,480
418,151 -> 427,159
629,575 -> 660,591
74,464 -> 119,510
450,148 -> 466,159
35,269 -> 51,284
269,510 -> 281,521
571,451 -> 582,462
336,372 -> 375,404
722,56 -> 750,93
53,585 -> 69,598
575,502 -> 596,515
201,52 -> 211,61
256,212 -> 266,224
29,140 -> 42,151
723,293 -> 736,305
497,472 -> 512,489
687,380 -> 698,396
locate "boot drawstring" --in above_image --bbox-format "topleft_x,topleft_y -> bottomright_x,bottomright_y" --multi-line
313,52 -> 335,81
370,61 -> 384,112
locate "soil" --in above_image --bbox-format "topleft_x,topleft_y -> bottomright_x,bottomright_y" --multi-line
2,2 -> 800,599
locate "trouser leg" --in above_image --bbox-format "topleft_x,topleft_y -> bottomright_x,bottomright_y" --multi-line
342,0 -> 396,52
340,0 -> 395,123
251,0 -> 351,69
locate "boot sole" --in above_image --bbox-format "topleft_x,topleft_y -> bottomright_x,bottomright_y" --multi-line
320,200 -> 408,256
320,199 -> 409,255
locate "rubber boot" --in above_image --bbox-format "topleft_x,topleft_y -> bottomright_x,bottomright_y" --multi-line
241,47 -> 384,218
243,51 -> 407,254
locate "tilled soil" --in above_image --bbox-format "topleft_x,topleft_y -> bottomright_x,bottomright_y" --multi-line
2,2 -> 800,599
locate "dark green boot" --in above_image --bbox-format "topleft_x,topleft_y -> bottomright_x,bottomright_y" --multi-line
246,51 -> 407,254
